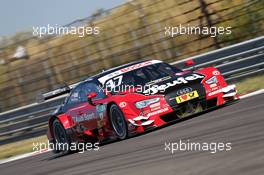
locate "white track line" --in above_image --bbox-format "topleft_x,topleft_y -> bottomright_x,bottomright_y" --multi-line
0,149 -> 50,165
1,89 -> 264,165
240,89 -> 264,99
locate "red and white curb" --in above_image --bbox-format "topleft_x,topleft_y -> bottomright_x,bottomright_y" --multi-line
0,89 -> 264,165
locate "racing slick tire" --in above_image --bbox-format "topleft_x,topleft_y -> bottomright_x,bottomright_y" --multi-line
109,104 -> 128,140
52,119 -> 72,154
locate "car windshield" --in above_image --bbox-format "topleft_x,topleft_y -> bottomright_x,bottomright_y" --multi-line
103,63 -> 182,93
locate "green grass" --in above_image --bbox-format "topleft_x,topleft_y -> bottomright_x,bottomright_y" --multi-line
0,74 -> 263,160
0,135 -> 48,160
236,74 -> 264,95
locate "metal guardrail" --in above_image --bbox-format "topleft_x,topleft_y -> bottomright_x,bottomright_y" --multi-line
172,36 -> 264,81
0,36 -> 263,145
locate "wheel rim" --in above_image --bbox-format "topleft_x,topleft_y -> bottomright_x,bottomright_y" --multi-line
111,108 -> 126,137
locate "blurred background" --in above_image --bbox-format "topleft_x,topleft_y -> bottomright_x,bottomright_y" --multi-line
0,0 -> 263,160
0,0 -> 263,112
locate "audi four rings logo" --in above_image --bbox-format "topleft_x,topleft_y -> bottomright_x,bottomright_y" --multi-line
176,87 -> 192,95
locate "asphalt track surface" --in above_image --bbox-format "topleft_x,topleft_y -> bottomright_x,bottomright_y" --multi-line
1,94 -> 264,175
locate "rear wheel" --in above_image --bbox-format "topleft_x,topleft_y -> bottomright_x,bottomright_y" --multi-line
52,119 -> 71,154
109,104 -> 128,140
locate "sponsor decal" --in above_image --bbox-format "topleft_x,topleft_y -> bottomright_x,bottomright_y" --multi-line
143,74 -> 204,95
128,123 -> 136,130
99,112 -> 104,120
96,105 -> 106,128
97,120 -> 104,128
150,102 -> 161,111
98,60 -> 162,84
96,104 -> 106,113
140,110 -> 150,116
146,76 -> 171,86
119,102 -> 127,108
212,70 -> 220,75
176,87 -> 192,96
208,89 -> 222,96
147,107 -> 169,117
73,113 -> 97,122
212,86 -> 220,91
209,83 -> 217,88
151,107 -> 161,111
206,85 -> 221,93
176,90 -> 199,103
120,61 -> 159,73
149,102 -> 160,108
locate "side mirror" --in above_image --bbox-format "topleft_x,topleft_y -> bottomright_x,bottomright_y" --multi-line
87,92 -> 97,106
184,59 -> 194,67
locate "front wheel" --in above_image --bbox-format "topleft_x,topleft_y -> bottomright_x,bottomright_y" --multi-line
109,104 -> 128,140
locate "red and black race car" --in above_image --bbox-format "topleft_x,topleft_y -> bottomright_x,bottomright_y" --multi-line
46,60 -> 239,154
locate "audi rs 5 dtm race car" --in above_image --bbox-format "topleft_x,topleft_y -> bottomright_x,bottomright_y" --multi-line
45,60 -> 239,154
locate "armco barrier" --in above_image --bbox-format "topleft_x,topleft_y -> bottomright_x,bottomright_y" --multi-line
0,36 -> 263,145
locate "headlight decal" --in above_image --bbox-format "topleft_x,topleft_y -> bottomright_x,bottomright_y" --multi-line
135,98 -> 160,109
205,76 -> 218,85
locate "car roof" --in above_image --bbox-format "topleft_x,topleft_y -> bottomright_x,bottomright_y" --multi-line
67,60 -> 147,93
87,59 -> 147,81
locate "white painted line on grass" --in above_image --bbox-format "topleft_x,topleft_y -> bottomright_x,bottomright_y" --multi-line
0,148 -> 50,165
240,89 -> 264,99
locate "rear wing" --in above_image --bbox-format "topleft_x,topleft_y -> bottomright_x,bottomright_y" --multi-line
36,82 -> 79,103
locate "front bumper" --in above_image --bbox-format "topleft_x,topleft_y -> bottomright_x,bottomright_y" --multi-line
222,84 -> 238,98
127,84 -> 239,132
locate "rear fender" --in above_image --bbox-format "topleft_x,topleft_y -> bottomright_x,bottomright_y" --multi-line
57,113 -> 76,129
